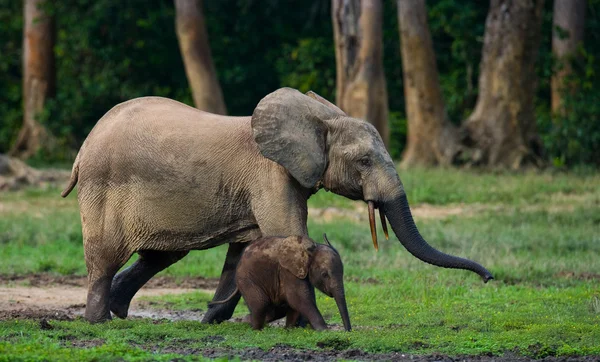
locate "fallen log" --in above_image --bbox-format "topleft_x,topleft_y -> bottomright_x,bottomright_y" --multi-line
0,154 -> 70,191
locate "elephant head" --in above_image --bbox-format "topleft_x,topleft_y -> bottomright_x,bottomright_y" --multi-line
252,88 -> 493,283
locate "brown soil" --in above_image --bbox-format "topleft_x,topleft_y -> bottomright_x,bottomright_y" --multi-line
0,273 -> 219,289
0,273 -> 217,321
167,345 -> 600,362
309,192 -> 597,224
554,271 -> 600,281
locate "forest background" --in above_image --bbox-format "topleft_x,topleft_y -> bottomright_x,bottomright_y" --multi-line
0,0 -> 598,168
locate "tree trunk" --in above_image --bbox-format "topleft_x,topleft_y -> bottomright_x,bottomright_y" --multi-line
551,0 -> 585,115
10,0 -> 55,160
332,0 -> 389,147
461,0 -> 545,168
174,0 -> 227,114
397,0 -> 460,168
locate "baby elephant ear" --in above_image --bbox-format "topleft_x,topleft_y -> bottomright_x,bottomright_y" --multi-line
252,88 -> 339,189
277,236 -> 316,279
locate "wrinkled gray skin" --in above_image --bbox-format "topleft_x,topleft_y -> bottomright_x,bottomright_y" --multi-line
210,236 -> 351,331
62,87 -> 493,324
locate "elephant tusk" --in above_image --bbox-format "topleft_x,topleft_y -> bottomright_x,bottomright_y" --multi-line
379,208 -> 389,240
368,201 -> 379,251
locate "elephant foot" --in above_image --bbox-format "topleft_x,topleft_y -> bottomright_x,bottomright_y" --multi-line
201,306 -> 231,324
86,311 -> 112,324
109,298 -> 130,319
85,276 -> 115,323
242,313 -> 252,323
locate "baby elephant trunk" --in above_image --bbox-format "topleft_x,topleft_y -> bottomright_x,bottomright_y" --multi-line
334,287 -> 351,331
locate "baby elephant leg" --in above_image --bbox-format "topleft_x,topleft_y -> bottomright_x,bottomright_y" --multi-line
285,282 -> 327,331
238,280 -> 270,330
285,309 -> 301,328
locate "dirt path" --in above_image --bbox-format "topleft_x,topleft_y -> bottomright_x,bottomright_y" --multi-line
308,192 -> 596,224
0,274 -> 217,321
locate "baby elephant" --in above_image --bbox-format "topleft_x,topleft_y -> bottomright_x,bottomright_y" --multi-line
211,234 -> 351,331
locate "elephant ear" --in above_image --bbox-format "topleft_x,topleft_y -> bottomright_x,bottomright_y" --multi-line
252,88 -> 339,188
305,91 -> 347,116
276,236 -> 316,279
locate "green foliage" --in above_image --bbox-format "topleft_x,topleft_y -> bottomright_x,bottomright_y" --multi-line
388,112 -> 407,159
275,38 -> 336,101
540,49 -> 600,166
0,0 -> 23,152
42,0 -> 192,158
428,1 -> 487,122
536,0 -> 600,167
0,0 -> 599,166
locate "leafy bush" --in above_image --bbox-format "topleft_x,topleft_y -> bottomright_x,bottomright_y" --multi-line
0,0 -> 23,153
538,48 -> 600,167
0,0 -> 599,166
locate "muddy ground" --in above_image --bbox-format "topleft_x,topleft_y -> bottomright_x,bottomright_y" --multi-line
0,273 -> 216,321
1,274 -> 598,361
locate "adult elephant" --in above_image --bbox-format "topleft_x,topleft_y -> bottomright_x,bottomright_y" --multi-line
61,87 -> 493,323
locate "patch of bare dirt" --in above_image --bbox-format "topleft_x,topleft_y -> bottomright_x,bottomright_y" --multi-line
161,345 -> 600,362
554,271 -> 600,281
0,308 -> 74,321
0,273 -> 219,289
0,273 -> 218,321
308,203 -> 491,223
67,339 -> 106,348
309,192 -> 597,224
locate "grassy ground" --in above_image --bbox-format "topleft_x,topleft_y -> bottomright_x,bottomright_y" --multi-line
0,168 -> 599,360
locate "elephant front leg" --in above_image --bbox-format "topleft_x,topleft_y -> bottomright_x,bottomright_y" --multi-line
285,282 -> 327,331
110,250 -> 189,318
202,242 -> 247,324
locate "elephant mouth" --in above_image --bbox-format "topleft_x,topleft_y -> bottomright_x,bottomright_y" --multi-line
367,200 -> 389,251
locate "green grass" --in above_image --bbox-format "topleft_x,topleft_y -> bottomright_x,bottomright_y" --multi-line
1,168 -> 599,360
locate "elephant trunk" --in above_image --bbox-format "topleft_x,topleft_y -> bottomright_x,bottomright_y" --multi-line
334,287 -> 351,331
382,194 -> 493,282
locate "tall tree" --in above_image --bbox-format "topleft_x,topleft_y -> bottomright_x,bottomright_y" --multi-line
397,0 -> 459,167
174,0 -> 227,114
551,0 -> 586,114
10,0 -> 55,159
462,0 -> 545,168
332,0 -> 389,147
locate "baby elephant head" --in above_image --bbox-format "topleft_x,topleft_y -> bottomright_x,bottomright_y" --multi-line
277,234 -> 351,331
310,235 -> 351,331
310,237 -> 351,331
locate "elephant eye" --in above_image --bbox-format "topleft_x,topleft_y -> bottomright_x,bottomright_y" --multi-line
359,156 -> 372,167
321,271 -> 329,279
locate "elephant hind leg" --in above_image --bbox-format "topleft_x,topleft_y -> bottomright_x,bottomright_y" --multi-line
237,278 -> 270,330
84,237 -> 131,323
264,305 -> 288,324
110,250 -> 189,319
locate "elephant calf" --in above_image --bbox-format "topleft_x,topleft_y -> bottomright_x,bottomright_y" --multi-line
211,234 -> 351,331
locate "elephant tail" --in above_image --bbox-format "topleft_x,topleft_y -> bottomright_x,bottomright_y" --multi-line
61,152 -> 80,197
207,287 -> 240,307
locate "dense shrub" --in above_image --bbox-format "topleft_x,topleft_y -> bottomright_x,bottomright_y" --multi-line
0,0 -> 23,152
0,0 -> 598,166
